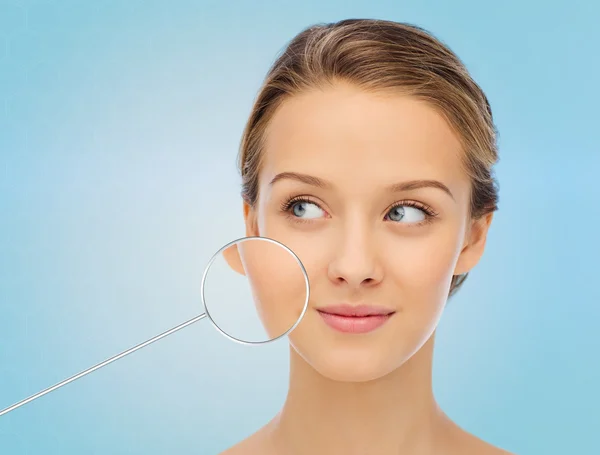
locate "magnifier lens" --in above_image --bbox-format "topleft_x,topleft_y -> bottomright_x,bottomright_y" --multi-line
201,236 -> 309,345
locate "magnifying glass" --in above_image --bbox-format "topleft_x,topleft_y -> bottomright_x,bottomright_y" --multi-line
0,236 -> 310,417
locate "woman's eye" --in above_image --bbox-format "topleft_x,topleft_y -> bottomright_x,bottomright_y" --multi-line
291,201 -> 325,219
386,205 -> 426,223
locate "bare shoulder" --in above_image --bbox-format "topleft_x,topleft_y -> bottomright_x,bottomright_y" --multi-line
217,441 -> 245,455
442,417 -> 516,455
217,436 -> 261,455
466,437 -> 516,455
217,425 -> 274,455
455,429 -> 517,455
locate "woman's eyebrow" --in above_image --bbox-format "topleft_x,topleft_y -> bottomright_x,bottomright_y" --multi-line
269,172 -> 454,200
385,180 -> 455,201
269,172 -> 331,189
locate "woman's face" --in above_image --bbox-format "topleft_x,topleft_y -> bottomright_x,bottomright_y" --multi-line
244,82 -> 490,382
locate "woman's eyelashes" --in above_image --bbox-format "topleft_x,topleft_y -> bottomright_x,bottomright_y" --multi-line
280,196 -> 327,224
290,200 -> 325,219
383,201 -> 437,226
280,195 -> 438,226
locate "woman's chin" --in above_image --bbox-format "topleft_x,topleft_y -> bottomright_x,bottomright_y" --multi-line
299,346 -> 403,383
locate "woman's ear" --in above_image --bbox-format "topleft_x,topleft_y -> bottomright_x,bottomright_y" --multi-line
223,202 -> 259,275
222,244 -> 246,276
454,212 -> 494,276
243,202 -> 259,237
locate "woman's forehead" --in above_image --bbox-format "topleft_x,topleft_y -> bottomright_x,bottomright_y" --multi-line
261,85 -> 468,190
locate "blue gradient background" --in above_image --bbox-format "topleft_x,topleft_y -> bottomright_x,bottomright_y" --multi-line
1,0 -> 598,454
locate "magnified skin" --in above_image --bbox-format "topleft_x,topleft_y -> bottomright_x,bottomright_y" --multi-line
223,239 -> 307,340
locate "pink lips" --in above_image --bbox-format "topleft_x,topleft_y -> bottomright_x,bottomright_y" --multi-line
316,304 -> 395,334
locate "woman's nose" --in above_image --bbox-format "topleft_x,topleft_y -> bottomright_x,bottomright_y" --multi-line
327,224 -> 384,289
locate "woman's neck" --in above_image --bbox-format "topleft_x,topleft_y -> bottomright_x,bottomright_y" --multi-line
267,333 -> 450,455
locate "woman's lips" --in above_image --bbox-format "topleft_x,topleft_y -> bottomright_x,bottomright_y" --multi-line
316,304 -> 395,334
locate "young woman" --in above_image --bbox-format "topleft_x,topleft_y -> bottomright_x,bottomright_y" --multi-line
222,18 -> 513,455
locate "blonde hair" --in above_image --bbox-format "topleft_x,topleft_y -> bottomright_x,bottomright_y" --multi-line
237,19 -> 499,297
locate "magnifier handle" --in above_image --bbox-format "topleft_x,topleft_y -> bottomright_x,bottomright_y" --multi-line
0,313 -> 208,417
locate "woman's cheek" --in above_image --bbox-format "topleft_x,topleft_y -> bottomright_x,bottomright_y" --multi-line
388,226 -> 461,289
240,237 -> 308,338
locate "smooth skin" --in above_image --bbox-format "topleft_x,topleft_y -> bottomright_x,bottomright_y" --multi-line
221,82 -> 513,455
222,239 -> 307,339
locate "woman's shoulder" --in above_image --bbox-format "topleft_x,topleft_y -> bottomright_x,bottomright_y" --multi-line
442,417 -> 516,455
469,442 -> 517,455
218,417 -> 517,455
217,426 -> 274,455
466,440 -> 516,455
451,428 -> 516,455
218,437 -> 260,455
218,439 -> 258,455
219,432 -> 517,455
